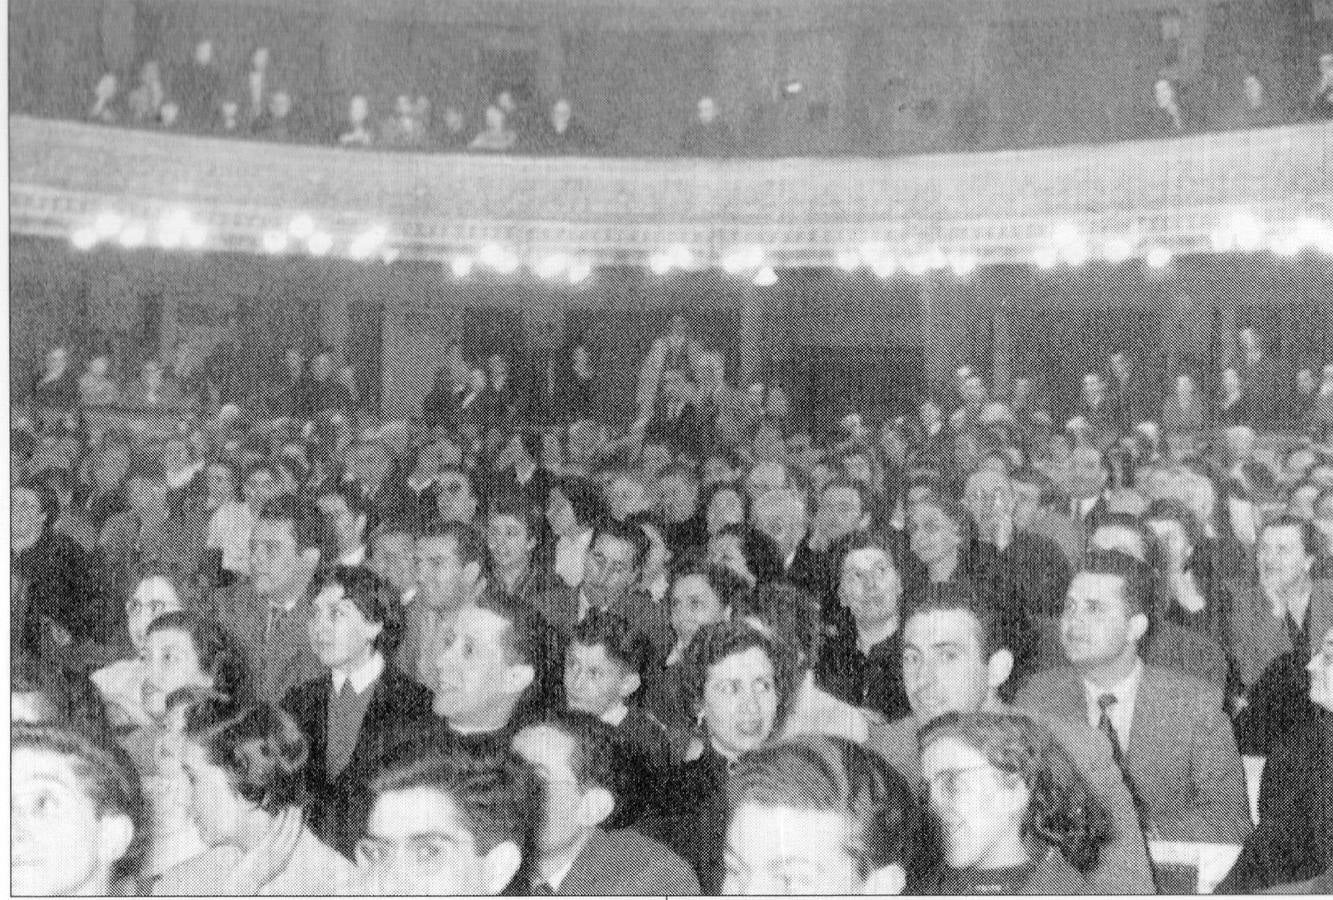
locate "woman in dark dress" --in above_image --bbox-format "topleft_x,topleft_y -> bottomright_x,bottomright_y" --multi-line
638,619 -> 800,894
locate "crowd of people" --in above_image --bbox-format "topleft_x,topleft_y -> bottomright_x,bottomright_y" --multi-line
13,309 -> 1333,895
66,34 -> 1333,157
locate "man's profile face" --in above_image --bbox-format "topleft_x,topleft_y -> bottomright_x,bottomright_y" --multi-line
902,609 -> 992,722
583,534 -> 639,608
723,803 -> 864,895
840,548 -> 900,631
1061,572 -> 1137,669
359,789 -> 503,894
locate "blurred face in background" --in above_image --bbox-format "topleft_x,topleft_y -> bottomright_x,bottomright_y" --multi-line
373,531 -> 417,594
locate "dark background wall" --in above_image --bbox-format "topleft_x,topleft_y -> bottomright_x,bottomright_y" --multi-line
13,234 -> 1333,434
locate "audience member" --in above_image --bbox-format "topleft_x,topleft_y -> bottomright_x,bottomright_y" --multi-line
680,96 -> 739,156
339,95 -> 374,147
470,104 -> 517,151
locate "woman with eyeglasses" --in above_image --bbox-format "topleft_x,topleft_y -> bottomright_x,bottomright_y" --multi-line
919,710 -> 1110,895
92,575 -> 186,732
155,702 -> 355,894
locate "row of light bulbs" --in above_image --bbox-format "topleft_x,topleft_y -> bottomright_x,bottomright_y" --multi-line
68,210 -> 1333,284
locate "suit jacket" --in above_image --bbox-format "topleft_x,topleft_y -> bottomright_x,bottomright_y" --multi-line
208,581 -> 324,706
1014,663 -> 1253,844
1218,710 -> 1332,893
867,706 -> 1155,895
281,665 -> 434,858
553,827 -> 700,896
534,583 -> 672,662
1226,579 -> 1333,690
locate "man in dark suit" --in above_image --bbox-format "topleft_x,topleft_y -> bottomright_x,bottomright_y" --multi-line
1064,445 -> 1112,565
866,583 -> 1155,894
207,495 -> 325,705
532,98 -> 600,155
282,566 -> 433,858
512,713 -> 700,895
1015,550 -> 1253,844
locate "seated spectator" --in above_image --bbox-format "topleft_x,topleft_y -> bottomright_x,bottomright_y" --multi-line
128,59 -> 167,125
439,105 -> 468,150
535,98 -> 598,154
485,493 -> 549,606
680,95 -> 738,157
1218,626 -> 1333,892
91,575 -> 186,731
470,104 -> 517,152
638,618 -> 799,893
920,710 -> 1111,894
566,610 -> 683,775
244,46 -> 272,127
827,539 -> 911,722
1015,551 -> 1253,844
218,99 -> 240,134
78,354 -> 119,406
724,735 -> 924,895
1309,51 -> 1333,119
1219,71 -> 1282,130
177,39 -> 222,130
338,94 -> 374,147
282,566 -> 433,858
512,712 -> 700,894
353,747 -> 538,894
381,94 -> 425,148
254,90 -> 294,142
157,101 -> 181,130
156,702 -> 356,894
89,72 -> 120,124
1145,77 -> 1198,137
13,722 -> 146,896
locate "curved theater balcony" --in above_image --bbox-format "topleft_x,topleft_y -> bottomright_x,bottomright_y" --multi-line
10,115 -> 1333,268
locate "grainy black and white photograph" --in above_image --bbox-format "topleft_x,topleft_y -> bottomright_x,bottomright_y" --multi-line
8,0 -> 1333,895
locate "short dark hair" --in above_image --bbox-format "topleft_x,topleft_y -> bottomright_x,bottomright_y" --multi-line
904,581 -> 1004,661
257,494 -> 324,555
1144,498 -> 1203,552
146,611 -> 255,707
570,609 -> 654,682
487,491 -> 541,541
713,523 -> 782,586
589,517 -> 651,571
684,619 -> 800,734
371,747 -> 540,859
184,703 -> 309,815
701,480 -> 752,526
535,710 -> 633,811
474,591 -> 551,725
1077,549 -> 1155,624
729,735 -> 923,880
667,550 -> 750,612
820,476 -> 870,514
417,520 -> 486,567
313,565 -> 402,655
13,722 -> 148,885
1258,513 -> 1317,558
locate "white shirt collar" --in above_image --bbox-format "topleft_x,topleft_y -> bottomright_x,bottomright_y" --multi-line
339,545 -> 367,566
400,586 -> 418,607
542,833 -> 591,893
856,619 -> 899,655
332,651 -> 384,696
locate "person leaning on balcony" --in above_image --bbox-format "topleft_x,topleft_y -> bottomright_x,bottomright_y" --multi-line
1141,77 -> 1199,137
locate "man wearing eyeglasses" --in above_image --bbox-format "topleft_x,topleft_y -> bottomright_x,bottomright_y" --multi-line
866,582 -> 1154,894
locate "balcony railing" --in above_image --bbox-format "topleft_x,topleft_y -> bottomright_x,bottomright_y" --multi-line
11,115 -> 1333,267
